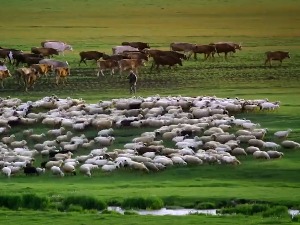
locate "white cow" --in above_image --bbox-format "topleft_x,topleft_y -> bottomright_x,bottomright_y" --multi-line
112,46 -> 139,55
41,40 -> 73,55
39,59 -> 69,68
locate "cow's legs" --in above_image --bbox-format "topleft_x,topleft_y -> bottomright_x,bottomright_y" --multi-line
0,80 -> 3,89
224,52 -> 228,61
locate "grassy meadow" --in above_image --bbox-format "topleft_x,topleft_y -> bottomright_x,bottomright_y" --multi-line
0,0 -> 300,224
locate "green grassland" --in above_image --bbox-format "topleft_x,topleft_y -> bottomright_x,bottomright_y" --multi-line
0,0 -> 300,224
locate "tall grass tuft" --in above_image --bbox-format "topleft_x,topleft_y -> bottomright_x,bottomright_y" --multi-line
262,205 -> 289,218
122,196 -> 164,210
22,193 -> 49,210
219,203 -> 270,216
0,195 -> 23,210
194,202 -> 216,210
62,195 -> 107,210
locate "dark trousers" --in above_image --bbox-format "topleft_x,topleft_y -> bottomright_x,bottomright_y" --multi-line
130,82 -> 136,94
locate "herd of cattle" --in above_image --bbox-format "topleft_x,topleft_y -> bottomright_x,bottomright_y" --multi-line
0,40 -> 291,91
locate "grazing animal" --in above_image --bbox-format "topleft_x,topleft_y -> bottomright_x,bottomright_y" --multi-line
31,47 -> 59,58
112,46 -> 139,55
39,59 -> 69,68
30,64 -> 53,79
121,42 -> 150,50
170,42 -> 196,58
265,51 -> 290,66
274,129 -> 292,139
211,43 -> 236,59
190,44 -> 216,60
41,40 -> 73,55
13,53 -> 43,66
118,58 -> 146,75
15,67 -> 39,91
79,51 -> 105,66
0,69 -> 11,88
55,67 -> 70,85
151,55 -> 182,71
96,59 -> 119,76
23,165 -> 39,176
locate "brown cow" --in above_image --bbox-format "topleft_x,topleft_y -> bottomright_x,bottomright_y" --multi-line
151,55 -> 182,71
79,51 -> 106,66
13,53 -> 43,66
15,67 -> 39,91
0,47 -> 22,64
211,43 -> 236,60
144,49 -> 186,60
214,42 -> 242,51
170,42 -> 196,58
55,67 -> 70,85
118,59 -> 146,75
0,70 -> 11,88
96,59 -> 119,76
265,51 -> 290,66
122,52 -> 148,61
191,44 -> 217,60
30,64 -> 54,79
121,42 -> 150,50
31,47 -> 59,58
102,54 -> 130,61
25,56 -> 44,66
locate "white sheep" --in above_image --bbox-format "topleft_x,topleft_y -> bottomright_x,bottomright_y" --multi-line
94,136 -> 115,146
263,142 -> 280,150
2,166 -> 11,177
153,156 -> 174,167
45,160 -> 64,169
56,131 -> 73,142
30,133 -> 46,142
274,129 -> 292,139
62,163 -> 76,175
267,150 -> 284,159
10,140 -> 27,148
248,139 -> 265,148
237,135 -> 256,143
220,155 -> 241,165
128,161 -> 149,172
231,147 -> 247,156
281,140 -> 300,149
97,128 -> 114,137
51,166 -> 64,177
1,134 -> 16,144
182,155 -> 203,165
79,164 -> 94,177
246,146 -> 260,154
47,127 -> 66,136
236,129 -> 252,136
101,162 -> 121,172
54,152 -> 73,161
90,147 -> 108,156
242,122 -> 260,130
171,156 -> 187,165
253,151 -> 270,160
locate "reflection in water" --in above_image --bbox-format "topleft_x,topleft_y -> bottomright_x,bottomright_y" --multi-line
107,207 -> 300,217
107,206 -> 217,216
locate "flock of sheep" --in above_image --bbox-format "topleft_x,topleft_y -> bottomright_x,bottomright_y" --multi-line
0,95 -> 299,178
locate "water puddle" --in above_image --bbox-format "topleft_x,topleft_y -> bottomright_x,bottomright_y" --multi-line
107,206 -> 300,217
107,206 -> 217,216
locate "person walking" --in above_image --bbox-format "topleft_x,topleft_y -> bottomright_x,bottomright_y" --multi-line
127,70 -> 137,95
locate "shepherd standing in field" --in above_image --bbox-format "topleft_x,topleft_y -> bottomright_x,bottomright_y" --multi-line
127,70 -> 137,95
